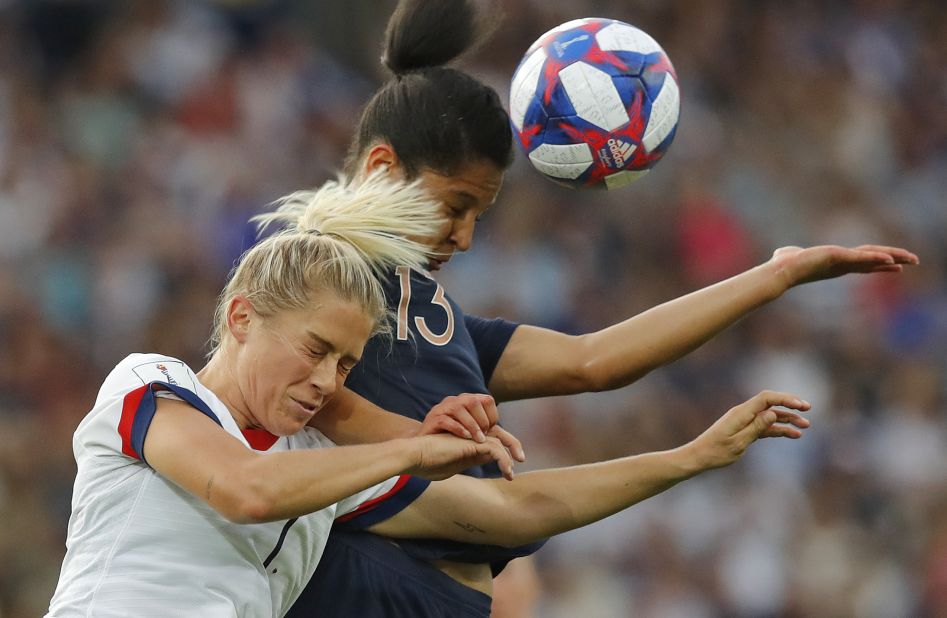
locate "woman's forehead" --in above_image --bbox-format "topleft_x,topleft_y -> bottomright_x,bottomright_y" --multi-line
269,293 -> 373,334
422,161 -> 503,204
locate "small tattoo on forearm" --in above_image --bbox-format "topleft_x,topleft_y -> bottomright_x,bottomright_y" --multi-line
453,520 -> 486,534
205,476 -> 215,500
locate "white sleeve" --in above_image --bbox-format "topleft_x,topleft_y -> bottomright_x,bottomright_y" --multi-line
75,354 -> 218,465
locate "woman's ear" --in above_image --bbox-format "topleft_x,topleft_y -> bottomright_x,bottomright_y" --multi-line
363,143 -> 401,178
226,295 -> 255,344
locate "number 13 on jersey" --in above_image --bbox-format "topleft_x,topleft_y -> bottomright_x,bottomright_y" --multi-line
395,266 -> 455,346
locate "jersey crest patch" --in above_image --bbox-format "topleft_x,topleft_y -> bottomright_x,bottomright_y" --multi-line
132,360 -> 195,390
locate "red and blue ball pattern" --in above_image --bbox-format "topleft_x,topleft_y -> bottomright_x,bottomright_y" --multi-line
509,18 -> 680,190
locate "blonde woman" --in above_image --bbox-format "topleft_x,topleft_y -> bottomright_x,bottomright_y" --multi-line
47,175 -> 810,617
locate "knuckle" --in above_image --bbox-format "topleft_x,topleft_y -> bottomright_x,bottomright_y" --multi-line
723,437 -> 742,458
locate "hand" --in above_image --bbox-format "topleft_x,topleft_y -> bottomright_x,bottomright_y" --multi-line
406,433 -> 517,481
418,393 -> 526,462
770,244 -> 919,288
686,390 -> 812,471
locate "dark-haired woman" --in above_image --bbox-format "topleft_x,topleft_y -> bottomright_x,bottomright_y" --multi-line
289,1 -> 918,616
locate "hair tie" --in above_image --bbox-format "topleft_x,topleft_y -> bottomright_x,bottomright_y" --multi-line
305,228 -> 323,236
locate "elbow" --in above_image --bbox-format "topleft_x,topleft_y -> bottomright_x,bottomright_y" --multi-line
570,335 -> 646,393
576,357 -> 647,393
575,359 -> 609,392
224,495 -> 276,525
556,341 -> 607,394
211,479 -> 279,524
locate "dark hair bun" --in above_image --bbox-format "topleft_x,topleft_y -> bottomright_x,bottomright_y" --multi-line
382,0 -> 479,74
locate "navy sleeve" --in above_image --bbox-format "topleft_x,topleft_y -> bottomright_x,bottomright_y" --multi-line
463,315 -> 519,386
335,476 -> 431,530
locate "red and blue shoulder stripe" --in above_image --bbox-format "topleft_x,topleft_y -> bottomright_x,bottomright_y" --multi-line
117,382 -> 220,464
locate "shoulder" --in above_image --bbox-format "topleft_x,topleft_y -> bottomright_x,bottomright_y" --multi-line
78,353 -> 223,465
101,354 -> 199,396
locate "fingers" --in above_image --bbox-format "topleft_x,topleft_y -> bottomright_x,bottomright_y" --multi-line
733,390 -> 810,426
749,407 -> 811,439
851,250 -> 896,265
488,425 -> 526,462
691,391 -> 813,470
853,245 -> 920,265
428,416 -> 475,440
771,407 -> 810,429
774,244 -> 921,288
737,406 -> 811,444
413,434 -> 516,481
726,391 -> 810,446
864,264 -> 904,274
427,394 -> 498,443
465,394 -> 499,437
759,422 -> 804,440
835,246 -> 918,273
477,436 -> 516,480
456,409 -> 486,443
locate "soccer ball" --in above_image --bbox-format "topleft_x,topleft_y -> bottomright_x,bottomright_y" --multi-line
509,18 -> 680,190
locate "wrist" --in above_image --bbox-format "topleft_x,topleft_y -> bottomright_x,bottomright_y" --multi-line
670,442 -> 712,478
385,437 -> 425,475
759,259 -> 793,298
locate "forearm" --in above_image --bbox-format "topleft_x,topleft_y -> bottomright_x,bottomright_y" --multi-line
479,447 -> 700,545
376,445 -> 703,546
308,388 -> 421,444
492,262 -> 789,400
228,440 -> 416,523
579,261 -> 787,390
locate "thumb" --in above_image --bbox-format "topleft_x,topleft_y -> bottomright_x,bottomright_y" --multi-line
736,408 -> 778,446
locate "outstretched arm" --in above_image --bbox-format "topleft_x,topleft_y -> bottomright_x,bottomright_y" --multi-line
489,245 -> 918,401
367,391 -> 811,546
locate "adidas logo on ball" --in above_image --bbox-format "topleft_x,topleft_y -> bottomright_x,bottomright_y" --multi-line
601,138 -> 635,169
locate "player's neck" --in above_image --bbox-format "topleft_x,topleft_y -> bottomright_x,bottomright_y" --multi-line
196,354 -> 255,430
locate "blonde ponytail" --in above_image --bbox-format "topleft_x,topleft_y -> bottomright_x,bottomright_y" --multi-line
252,172 -> 439,274
209,173 -> 443,354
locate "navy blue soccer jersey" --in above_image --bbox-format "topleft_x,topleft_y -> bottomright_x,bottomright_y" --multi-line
287,268 -> 541,618
345,266 -> 514,449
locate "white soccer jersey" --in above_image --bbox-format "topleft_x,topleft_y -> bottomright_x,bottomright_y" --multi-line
47,353 -> 428,618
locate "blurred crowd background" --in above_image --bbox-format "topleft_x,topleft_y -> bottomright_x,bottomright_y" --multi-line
0,0 -> 944,616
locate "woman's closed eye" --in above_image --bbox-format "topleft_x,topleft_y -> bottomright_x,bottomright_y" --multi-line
338,362 -> 356,377
304,346 -> 327,360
